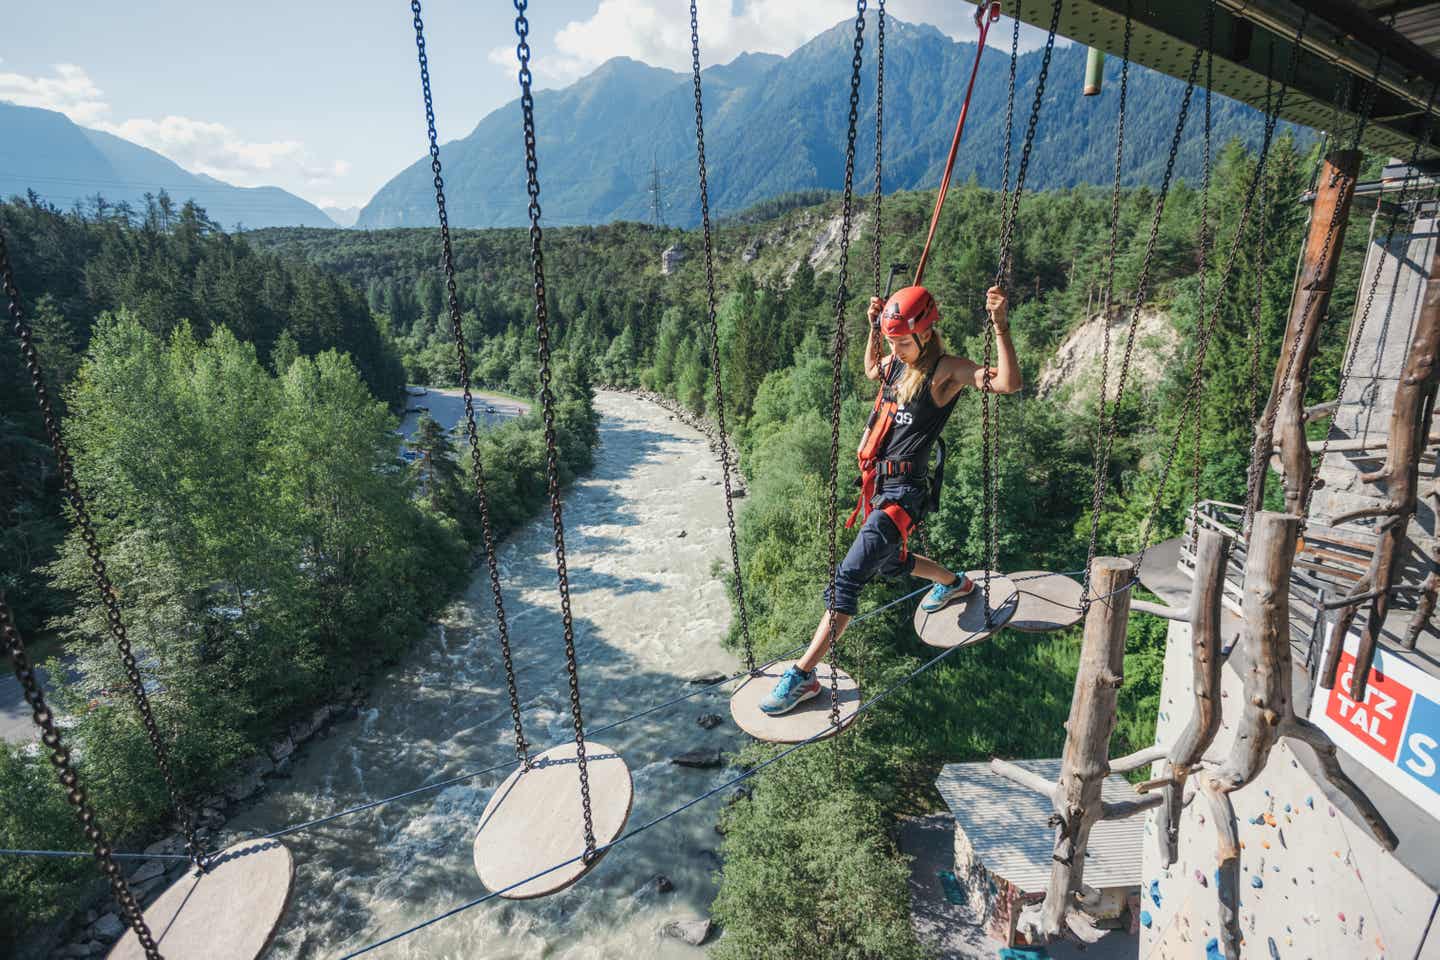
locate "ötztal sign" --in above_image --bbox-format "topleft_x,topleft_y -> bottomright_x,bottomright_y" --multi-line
1310,631 -> 1440,820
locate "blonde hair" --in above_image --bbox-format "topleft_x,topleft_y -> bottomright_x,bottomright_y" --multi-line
894,330 -> 944,405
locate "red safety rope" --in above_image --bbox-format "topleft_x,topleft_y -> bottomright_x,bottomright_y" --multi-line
913,1 -> 1002,286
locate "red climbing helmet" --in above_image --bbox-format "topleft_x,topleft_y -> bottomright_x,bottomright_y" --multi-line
881,285 -> 939,338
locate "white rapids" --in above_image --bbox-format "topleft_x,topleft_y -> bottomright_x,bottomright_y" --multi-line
226,391 -> 744,959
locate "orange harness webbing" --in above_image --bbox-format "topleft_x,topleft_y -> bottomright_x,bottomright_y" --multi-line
846,361 -> 919,560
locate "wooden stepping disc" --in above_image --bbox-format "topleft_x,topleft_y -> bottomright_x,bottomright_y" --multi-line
108,840 -> 293,960
473,740 -> 632,899
912,570 -> 1018,649
1008,570 -> 1085,632
729,659 -> 860,744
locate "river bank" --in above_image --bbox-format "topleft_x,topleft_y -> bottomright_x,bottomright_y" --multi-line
48,391 -> 745,959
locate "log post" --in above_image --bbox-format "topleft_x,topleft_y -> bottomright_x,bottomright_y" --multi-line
1198,513 -> 1396,960
1323,235 -> 1440,697
1031,557 -> 1133,941
1155,526 -> 1228,866
1246,150 -> 1362,522
1406,481 -> 1440,647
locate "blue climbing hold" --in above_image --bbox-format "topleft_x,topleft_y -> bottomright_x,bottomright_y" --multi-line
1284,803 -> 1292,813
1140,910 -> 1153,928
1306,796 -> 1315,809
1150,878 -> 1162,908
1206,937 -> 1223,960
1268,935 -> 1281,959
1251,875 -> 1264,889
1250,814 -> 1266,825
1214,869 -> 1223,889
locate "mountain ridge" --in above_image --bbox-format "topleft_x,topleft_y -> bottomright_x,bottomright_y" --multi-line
358,17 -> 1308,230
0,101 -> 339,229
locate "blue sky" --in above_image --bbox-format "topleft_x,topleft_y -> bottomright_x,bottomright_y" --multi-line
2,2 -> 1056,211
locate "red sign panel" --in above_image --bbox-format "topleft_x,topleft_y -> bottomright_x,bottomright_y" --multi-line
1324,651 -> 1415,762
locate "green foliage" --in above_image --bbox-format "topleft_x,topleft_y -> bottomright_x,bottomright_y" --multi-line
711,747 -> 926,960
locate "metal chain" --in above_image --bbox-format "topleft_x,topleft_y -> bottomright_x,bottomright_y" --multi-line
689,0 -> 756,674
1188,1 -> 1214,551
1,227 -> 203,869
1246,69 -> 1274,431
999,16 -> 1019,218
992,0 -> 1061,286
1245,12 -> 1377,536
512,0 -> 596,859
980,0 -> 1061,616
1301,78 -> 1438,523
1,595 -> 164,959
870,0 -> 885,298
410,0 -> 530,769
1134,38 -> 1306,574
1090,5 -> 1131,574
825,0 -> 867,735
1082,42 -> 1200,602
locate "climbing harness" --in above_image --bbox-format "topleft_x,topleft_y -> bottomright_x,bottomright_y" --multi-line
410,0 -> 530,770
690,0 -> 756,675
913,1 -> 1002,286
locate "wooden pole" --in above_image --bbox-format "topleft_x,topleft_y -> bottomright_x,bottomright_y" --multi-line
1406,481 -> 1440,647
1155,526 -> 1227,867
1323,234 -> 1440,697
1084,48 -> 1104,96
1033,557 -> 1132,941
1199,512 -> 1396,959
1246,150 -> 1362,521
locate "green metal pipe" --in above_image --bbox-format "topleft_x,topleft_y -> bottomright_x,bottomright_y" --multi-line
1085,47 -> 1105,96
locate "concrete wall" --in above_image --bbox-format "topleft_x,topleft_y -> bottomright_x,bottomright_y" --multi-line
1138,620 -> 1439,959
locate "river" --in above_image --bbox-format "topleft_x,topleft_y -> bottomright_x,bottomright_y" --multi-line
229,390 -> 744,959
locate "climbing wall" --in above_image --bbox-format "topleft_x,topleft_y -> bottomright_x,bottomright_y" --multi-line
1138,620 -> 1440,959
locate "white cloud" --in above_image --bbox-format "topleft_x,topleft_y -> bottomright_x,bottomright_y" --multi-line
1,63 -> 351,190
529,1 -> 1063,88
0,62 -> 109,124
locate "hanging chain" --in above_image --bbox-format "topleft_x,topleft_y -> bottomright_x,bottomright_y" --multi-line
1090,5 -> 1131,579
1245,11 -> 1376,536
1082,42 -> 1200,602
411,0 -> 529,768
1188,0 -> 1215,549
825,0 -> 866,735
1,596 -> 164,960
513,0 -> 596,859
1,228 -> 203,869
1301,77 -> 1438,523
998,16 -> 1019,226
1246,66 -> 1274,434
870,0 -> 885,298
980,0 -> 1061,617
1144,15 -> 1310,567
690,1 -> 756,675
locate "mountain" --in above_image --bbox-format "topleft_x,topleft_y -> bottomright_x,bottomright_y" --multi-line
0,102 -> 338,229
322,205 -> 362,228
359,19 -> 1307,230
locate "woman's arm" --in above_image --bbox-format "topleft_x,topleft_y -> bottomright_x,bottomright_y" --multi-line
971,286 -> 1021,394
863,296 -> 887,380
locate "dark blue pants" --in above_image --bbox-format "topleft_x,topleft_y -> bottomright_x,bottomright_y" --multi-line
823,482 -> 928,616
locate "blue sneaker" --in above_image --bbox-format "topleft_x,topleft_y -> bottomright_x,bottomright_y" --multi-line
920,574 -> 975,612
759,665 -> 821,716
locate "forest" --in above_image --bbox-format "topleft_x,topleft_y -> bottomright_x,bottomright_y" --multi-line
0,126 -> 1376,954
246,132 -> 1372,955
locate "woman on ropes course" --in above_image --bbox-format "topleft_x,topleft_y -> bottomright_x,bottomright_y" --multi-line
761,283 -> 1020,715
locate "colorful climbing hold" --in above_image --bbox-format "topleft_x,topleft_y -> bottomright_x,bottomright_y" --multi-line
1150,878 -> 1163,908
1305,796 -> 1314,809
1250,814 -> 1266,825
1283,803 -> 1291,813
1141,910 -> 1153,928
1338,912 -> 1346,922
1205,937 -> 1222,960
1262,841 -> 1271,849
1268,935 -> 1280,959
1263,812 -> 1277,827
1251,876 -> 1264,889
1195,869 -> 1208,887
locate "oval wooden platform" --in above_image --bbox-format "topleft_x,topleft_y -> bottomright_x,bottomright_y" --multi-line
729,659 -> 861,744
912,570 -> 1018,649
1008,570 -> 1085,632
108,840 -> 293,960
473,740 -> 632,899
